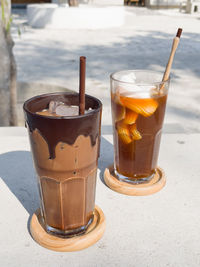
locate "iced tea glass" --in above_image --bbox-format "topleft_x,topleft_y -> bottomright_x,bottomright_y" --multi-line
110,70 -> 169,184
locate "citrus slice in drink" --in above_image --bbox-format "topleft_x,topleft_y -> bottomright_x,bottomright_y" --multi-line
120,96 -> 158,117
129,123 -> 142,140
116,121 -> 132,144
114,104 -> 125,122
112,88 -> 123,105
123,109 -> 138,124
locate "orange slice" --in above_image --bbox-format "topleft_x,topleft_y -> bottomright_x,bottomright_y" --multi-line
111,90 -> 121,105
120,96 -> 158,117
116,121 -> 132,144
123,109 -> 138,124
115,104 -> 125,122
111,91 -> 116,102
129,124 -> 142,140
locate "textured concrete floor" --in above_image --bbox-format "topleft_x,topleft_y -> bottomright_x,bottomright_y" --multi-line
1,129 -> 200,266
12,6 -> 200,131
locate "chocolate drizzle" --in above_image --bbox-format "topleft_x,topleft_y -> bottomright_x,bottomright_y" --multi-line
23,93 -> 102,159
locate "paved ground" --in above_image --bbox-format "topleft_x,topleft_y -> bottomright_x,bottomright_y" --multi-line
11,6 -> 200,132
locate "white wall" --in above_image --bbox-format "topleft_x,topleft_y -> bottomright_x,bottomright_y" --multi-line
90,0 -> 124,5
52,0 -> 124,6
146,0 -> 182,7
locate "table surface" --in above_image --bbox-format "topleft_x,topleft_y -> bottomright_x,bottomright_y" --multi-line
0,127 -> 200,267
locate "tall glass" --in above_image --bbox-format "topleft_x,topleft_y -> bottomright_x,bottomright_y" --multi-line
110,70 -> 169,184
23,92 -> 102,237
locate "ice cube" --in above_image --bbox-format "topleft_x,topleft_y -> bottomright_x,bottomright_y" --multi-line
119,85 -> 154,99
121,72 -> 137,83
55,105 -> 79,116
117,72 -> 159,98
85,108 -> 93,114
49,101 -> 64,113
118,72 -> 157,99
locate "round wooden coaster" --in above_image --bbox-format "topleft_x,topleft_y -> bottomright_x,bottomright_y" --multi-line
30,205 -> 106,252
104,165 -> 166,196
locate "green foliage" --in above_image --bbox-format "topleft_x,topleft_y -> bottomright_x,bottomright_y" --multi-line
17,26 -> 21,37
1,0 -> 6,22
0,0 -> 12,34
6,15 -> 12,32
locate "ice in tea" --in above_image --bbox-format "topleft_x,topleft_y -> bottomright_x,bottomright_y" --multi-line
111,71 -> 169,183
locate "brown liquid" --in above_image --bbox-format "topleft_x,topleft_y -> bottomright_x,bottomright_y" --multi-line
111,93 -> 167,180
36,110 -> 61,117
23,93 -> 102,236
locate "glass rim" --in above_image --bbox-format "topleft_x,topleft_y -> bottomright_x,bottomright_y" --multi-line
23,92 -> 102,120
110,70 -> 170,86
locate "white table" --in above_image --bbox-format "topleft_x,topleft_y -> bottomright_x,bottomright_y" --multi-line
0,127 -> 200,267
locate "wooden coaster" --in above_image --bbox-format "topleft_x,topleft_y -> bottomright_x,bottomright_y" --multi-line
104,165 -> 166,196
30,205 -> 106,252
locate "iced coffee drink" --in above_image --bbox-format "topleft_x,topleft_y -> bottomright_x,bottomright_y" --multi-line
23,92 -> 102,237
110,70 -> 169,184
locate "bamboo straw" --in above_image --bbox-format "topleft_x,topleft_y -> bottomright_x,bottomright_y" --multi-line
162,28 -> 182,83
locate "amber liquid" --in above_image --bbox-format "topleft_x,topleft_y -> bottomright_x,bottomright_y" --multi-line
111,92 -> 167,181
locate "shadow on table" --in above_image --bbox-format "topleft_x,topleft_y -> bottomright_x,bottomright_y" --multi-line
0,136 -> 114,231
98,136 -> 113,186
0,140 -> 114,211
0,151 -> 39,216
0,139 -> 114,210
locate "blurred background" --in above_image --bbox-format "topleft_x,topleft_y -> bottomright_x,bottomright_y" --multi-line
0,0 -> 200,133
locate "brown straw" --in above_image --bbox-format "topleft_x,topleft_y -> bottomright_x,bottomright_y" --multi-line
162,28 -> 182,83
79,56 -> 86,115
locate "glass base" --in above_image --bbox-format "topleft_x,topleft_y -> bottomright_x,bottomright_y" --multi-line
114,169 -> 156,185
39,215 -> 94,239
